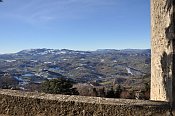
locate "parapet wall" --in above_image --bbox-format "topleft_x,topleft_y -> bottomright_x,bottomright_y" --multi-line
0,89 -> 172,116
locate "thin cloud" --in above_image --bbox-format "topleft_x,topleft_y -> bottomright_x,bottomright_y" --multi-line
0,0 -> 118,23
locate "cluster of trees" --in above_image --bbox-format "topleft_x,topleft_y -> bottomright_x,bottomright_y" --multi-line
0,74 -> 150,100
75,83 -> 150,100
0,75 -> 19,89
40,77 -> 150,100
41,78 -> 79,95
40,78 -> 124,98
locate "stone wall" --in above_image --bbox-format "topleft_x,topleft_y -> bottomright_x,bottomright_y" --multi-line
151,0 -> 175,102
0,89 -> 171,116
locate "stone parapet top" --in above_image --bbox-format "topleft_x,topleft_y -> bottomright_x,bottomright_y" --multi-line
0,89 -> 169,106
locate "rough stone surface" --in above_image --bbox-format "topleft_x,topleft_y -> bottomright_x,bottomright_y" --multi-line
0,89 -> 171,116
151,0 -> 175,103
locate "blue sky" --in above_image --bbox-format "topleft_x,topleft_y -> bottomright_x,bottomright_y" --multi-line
0,0 -> 150,53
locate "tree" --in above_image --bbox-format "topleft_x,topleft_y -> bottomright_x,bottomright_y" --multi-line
92,88 -> 98,97
0,76 -> 19,89
144,82 -> 150,92
115,85 -> 122,98
41,78 -> 79,95
97,87 -> 106,97
106,87 -> 115,98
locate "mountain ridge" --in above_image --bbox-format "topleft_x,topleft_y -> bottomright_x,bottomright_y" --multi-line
0,48 -> 151,90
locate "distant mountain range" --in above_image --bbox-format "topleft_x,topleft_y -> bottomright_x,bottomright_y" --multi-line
0,48 -> 151,88
0,48 -> 151,60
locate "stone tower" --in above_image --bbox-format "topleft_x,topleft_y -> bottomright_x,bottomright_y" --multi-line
151,0 -> 175,104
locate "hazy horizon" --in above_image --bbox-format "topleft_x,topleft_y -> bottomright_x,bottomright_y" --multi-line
0,47 -> 151,54
0,0 -> 150,54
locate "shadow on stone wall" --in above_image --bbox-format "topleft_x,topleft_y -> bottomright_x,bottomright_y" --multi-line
160,52 -> 172,101
165,0 -> 175,106
165,0 -> 175,47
